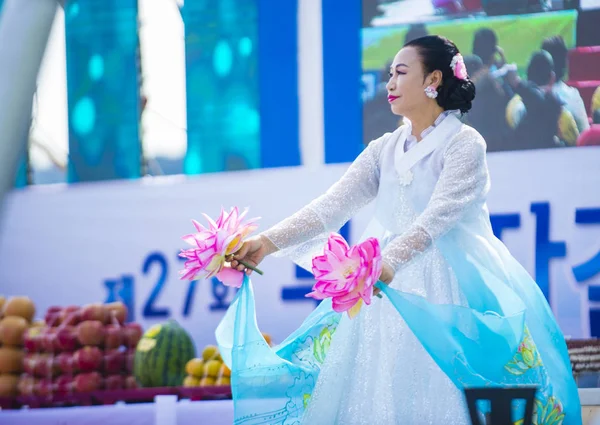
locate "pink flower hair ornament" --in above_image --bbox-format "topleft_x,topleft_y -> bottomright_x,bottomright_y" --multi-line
450,53 -> 468,81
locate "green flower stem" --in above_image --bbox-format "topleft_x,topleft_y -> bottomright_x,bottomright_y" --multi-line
239,260 -> 264,276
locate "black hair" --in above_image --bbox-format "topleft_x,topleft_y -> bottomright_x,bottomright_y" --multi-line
404,35 -> 476,114
527,51 -> 554,86
541,35 -> 567,81
472,28 -> 497,66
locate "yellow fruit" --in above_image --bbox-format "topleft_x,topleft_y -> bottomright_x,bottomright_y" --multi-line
219,363 -> 231,378
185,358 -> 204,378
183,376 -> 199,387
0,316 -> 28,346
31,320 -> 45,328
3,297 -> 35,322
203,360 -> 221,378
199,376 -> 215,387
0,374 -> 19,397
216,376 -> 230,386
202,345 -> 219,362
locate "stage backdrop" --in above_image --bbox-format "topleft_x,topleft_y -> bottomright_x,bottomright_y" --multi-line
0,147 -> 599,351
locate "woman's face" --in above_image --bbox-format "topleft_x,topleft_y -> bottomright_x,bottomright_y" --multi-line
386,46 -> 436,117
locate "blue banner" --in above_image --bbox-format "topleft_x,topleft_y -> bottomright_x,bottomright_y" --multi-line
64,0 -> 141,182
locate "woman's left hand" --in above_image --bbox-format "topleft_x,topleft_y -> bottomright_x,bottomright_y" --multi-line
373,262 -> 394,297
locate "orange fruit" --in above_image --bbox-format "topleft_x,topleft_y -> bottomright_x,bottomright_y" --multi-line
201,345 -> 219,362
262,333 -> 272,346
185,358 -> 204,378
203,360 -> 221,378
219,363 -> 231,378
216,376 -> 230,386
183,376 -> 199,387
199,376 -> 215,387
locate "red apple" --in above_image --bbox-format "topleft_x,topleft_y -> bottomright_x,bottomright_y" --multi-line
73,372 -> 102,392
17,375 -> 36,396
80,303 -> 108,324
55,351 -> 76,375
105,302 -> 127,324
60,306 -> 81,327
104,324 -> 123,349
103,349 -> 125,374
54,375 -> 74,395
125,349 -> 135,374
76,320 -> 105,346
46,306 -> 62,315
123,323 -> 143,348
34,379 -> 54,397
23,327 -> 43,353
23,353 -> 38,375
45,313 -> 61,327
40,328 -> 58,352
73,346 -> 103,372
55,326 -> 80,352
35,353 -> 59,378
124,375 -> 138,389
45,306 -> 62,327
104,374 -> 124,390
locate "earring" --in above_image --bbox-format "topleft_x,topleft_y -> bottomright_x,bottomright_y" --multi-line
424,85 -> 438,99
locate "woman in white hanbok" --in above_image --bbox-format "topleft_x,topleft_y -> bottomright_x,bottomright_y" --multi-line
217,36 -> 581,425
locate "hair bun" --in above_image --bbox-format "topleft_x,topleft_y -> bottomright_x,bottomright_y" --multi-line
403,35 -> 477,113
436,77 -> 476,113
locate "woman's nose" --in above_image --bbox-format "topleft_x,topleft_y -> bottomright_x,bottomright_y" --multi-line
386,78 -> 394,92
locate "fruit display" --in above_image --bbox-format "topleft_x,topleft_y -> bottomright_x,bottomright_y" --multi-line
0,295 -> 243,408
182,333 -> 272,388
18,302 -> 144,398
0,296 -> 36,397
183,347 -> 230,388
133,319 -> 196,388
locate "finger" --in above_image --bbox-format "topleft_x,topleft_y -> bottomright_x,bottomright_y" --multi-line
373,284 -> 384,298
234,243 -> 249,259
230,260 -> 239,268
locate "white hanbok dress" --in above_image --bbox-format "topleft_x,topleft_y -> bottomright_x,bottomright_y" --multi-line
216,113 -> 581,425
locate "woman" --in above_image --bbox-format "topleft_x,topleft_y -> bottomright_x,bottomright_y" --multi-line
218,35 -> 581,424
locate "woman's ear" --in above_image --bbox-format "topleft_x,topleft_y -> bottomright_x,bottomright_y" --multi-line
428,70 -> 443,88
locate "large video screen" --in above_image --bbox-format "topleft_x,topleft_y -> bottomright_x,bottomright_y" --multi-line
361,0 -> 599,152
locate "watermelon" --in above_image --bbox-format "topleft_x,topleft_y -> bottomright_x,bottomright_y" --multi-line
133,319 -> 196,387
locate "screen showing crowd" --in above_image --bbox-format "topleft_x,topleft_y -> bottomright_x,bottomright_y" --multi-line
361,0 -> 600,151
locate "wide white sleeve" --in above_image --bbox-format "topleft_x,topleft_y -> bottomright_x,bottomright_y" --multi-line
381,128 -> 490,271
261,132 -> 391,264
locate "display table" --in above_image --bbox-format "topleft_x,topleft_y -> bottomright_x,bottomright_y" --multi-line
0,398 -> 233,425
2,389 -> 600,425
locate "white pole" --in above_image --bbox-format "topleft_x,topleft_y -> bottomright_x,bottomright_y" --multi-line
0,0 -> 57,211
297,0 -> 325,168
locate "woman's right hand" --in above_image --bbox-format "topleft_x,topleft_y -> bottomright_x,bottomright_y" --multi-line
230,235 -> 276,275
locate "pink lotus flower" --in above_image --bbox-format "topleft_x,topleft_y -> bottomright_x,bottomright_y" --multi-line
215,266 -> 245,288
179,207 -> 259,286
307,233 -> 382,318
